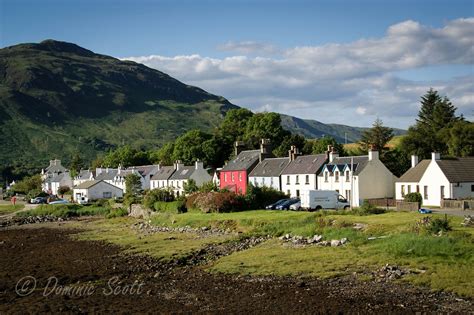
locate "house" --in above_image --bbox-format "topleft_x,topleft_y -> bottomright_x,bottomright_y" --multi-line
73,180 -> 123,202
126,165 -> 160,190
396,153 -> 474,207
249,157 -> 290,191
281,146 -> 327,198
150,166 -> 176,190
41,159 -> 67,180
73,169 -> 95,187
219,139 -> 273,194
212,168 -> 222,187
168,161 -> 212,197
42,171 -> 73,195
318,147 -> 397,207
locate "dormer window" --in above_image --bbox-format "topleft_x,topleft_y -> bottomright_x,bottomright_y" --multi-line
345,170 -> 350,182
335,171 -> 339,182
324,171 -> 328,182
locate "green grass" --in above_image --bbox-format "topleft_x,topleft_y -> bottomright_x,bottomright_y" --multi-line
73,217 -> 235,261
15,204 -> 122,218
0,204 -> 25,215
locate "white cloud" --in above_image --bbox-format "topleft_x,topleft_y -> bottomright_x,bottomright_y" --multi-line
217,41 -> 279,55
123,18 -> 474,128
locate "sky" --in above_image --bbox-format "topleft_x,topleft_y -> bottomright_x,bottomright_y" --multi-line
1,0 -> 473,128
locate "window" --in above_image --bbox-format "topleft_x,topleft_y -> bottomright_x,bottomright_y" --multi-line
335,171 -> 339,182
345,171 -> 350,182
224,173 -> 227,182
471,185 -> 474,192
287,176 -> 290,185
270,177 -> 274,185
287,190 -> 290,195
345,190 -> 351,201
324,171 -> 328,182
296,190 -> 300,197
305,175 -> 309,185
296,175 -> 299,185
254,178 -> 257,185
239,173 -> 242,182
231,173 -> 234,182
401,185 -> 405,197
408,185 -> 411,194
416,185 -> 420,193
440,186 -> 445,199
103,192 -> 112,198
424,186 -> 428,199
261,177 -> 264,185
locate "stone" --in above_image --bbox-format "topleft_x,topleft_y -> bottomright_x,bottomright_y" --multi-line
340,238 -> 348,245
312,235 -> 322,243
330,240 -> 341,247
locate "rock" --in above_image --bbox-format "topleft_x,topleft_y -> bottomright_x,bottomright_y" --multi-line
340,238 -> 348,245
330,240 -> 341,247
313,235 -> 323,243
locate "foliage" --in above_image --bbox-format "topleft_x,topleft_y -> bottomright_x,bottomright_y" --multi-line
426,215 -> 452,234
106,207 -> 128,218
442,120 -> 474,157
153,200 -> 187,213
243,112 -> 290,149
69,152 -> 84,177
380,148 -> 410,177
150,142 -> 175,166
402,89 -> 463,159
192,191 -> 246,213
57,186 -> 70,196
352,201 -> 387,215
103,146 -> 151,168
125,173 -> 142,196
306,136 -> 346,156
273,133 -> 307,157
9,174 -> 42,195
245,184 -> 288,209
219,108 -> 254,141
183,179 -> 199,195
142,188 -> 175,209
404,192 -> 423,208
199,181 -> 219,193
359,118 -> 394,152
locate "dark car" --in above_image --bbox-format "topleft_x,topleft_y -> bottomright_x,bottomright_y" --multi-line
265,199 -> 289,210
276,198 -> 300,210
30,197 -> 47,204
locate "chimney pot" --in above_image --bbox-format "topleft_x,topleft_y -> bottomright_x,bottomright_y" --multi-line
411,155 -> 419,168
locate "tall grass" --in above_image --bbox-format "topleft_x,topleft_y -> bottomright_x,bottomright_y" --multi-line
16,204 -> 127,219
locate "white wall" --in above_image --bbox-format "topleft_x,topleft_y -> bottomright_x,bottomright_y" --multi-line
395,182 -> 421,200
281,174 -> 317,198
453,182 -> 474,200
418,161 -> 451,207
249,176 -> 281,191
358,159 -> 396,200
73,182 -> 123,202
318,170 -> 360,206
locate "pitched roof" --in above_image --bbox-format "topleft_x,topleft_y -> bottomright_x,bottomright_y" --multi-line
282,154 -> 327,175
74,180 -> 121,190
221,150 -> 261,172
44,172 -> 68,183
127,165 -> 159,176
249,157 -> 290,177
398,160 -> 430,182
95,169 -> 118,181
327,156 -> 369,175
437,157 -> 474,183
76,169 -> 94,180
169,166 -> 195,180
45,160 -> 66,174
150,166 -> 175,181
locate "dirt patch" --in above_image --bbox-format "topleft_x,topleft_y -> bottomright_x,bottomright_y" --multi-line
0,226 -> 472,313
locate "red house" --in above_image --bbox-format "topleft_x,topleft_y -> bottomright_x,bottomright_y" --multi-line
220,140 -> 272,194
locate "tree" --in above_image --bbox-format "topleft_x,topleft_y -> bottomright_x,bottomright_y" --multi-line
69,152 -> 84,177
442,121 -> 474,157
402,89 -> 462,158
380,148 -> 411,177
125,173 -> 142,196
309,136 -> 346,156
58,186 -> 70,197
171,130 -> 212,165
243,112 -> 289,149
219,108 -> 254,141
150,142 -> 175,165
10,174 -> 42,195
359,118 -> 394,153
273,134 -> 307,157
103,146 -> 151,168
183,179 -> 199,195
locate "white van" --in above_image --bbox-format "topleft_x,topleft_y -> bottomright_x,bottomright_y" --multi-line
300,190 -> 350,211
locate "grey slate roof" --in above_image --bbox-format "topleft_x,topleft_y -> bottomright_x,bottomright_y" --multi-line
221,150 -> 261,172
74,180 -> 120,190
45,163 -> 67,174
325,156 -> 369,175
151,166 -> 175,181
437,157 -> 474,183
169,166 -> 195,180
44,172 -> 67,183
128,165 -> 159,176
282,154 -> 327,175
76,169 -> 94,180
397,160 -> 430,182
249,157 -> 290,177
95,169 -> 118,181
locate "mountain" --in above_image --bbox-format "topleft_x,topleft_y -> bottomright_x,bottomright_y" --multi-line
0,40 -> 403,178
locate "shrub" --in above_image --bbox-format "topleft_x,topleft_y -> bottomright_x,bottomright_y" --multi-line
245,184 -> 288,209
192,191 -> 246,213
153,201 -> 187,213
352,201 -> 387,215
427,215 -> 452,234
106,207 -> 128,218
57,186 -> 70,196
143,188 -> 175,209
199,181 -> 219,193
404,192 -> 423,208
183,179 -> 199,194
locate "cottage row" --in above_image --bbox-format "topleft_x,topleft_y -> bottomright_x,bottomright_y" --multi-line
40,138 -> 474,207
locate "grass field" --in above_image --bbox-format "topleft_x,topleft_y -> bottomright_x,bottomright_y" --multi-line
150,209 -> 473,297
343,135 -> 405,153
0,204 -> 25,215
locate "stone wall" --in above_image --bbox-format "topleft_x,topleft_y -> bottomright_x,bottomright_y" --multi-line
128,204 -> 151,219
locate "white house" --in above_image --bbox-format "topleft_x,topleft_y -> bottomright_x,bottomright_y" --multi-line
73,169 -> 95,187
41,159 -> 73,195
126,165 -> 160,190
150,166 -> 175,190
396,153 -> 474,207
281,146 -> 328,198
318,149 -> 397,207
249,157 -> 290,191
168,161 -> 212,197
73,180 -> 123,202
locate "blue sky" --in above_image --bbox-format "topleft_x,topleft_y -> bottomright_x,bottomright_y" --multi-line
1,0 -> 473,128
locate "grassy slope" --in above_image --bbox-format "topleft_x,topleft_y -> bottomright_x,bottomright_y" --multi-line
344,135 -> 406,153
0,204 -> 25,215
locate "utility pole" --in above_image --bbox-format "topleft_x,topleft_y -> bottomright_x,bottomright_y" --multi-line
350,156 -> 354,211
345,132 -> 347,144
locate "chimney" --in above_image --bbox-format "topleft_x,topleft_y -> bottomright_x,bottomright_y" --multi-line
411,155 -> 419,168
175,160 -> 184,170
329,147 -> 339,163
195,160 -> 204,170
368,145 -> 379,161
259,139 -> 272,162
431,152 -> 441,161
96,167 -> 103,175
234,141 -> 245,156
106,167 -> 109,173
288,145 -> 300,161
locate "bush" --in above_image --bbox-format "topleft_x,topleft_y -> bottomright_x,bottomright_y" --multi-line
192,191 -> 246,213
427,215 -> 452,234
352,201 -> 387,215
199,181 -> 219,193
58,186 -> 70,196
143,188 -> 175,209
106,207 -> 128,218
404,192 -> 423,208
245,184 -> 288,210
153,200 -> 187,213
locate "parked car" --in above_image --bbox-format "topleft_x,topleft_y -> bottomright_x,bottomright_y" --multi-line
30,197 -> 47,204
265,199 -> 289,210
48,199 -> 69,205
276,198 -> 300,210
289,200 -> 301,211
419,208 -> 432,214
